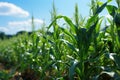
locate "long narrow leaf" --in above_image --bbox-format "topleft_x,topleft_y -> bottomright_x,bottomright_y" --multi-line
60,39 -> 77,52
48,15 -> 62,29
106,5 -> 117,17
60,27 -> 76,43
69,59 -> 79,80
48,15 -> 77,34
95,2 -> 108,15
87,20 -> 98,40
62,16 -> 77,34
86,15 -> 98,29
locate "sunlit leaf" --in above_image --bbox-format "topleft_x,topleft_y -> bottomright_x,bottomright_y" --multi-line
69,59 -> 79,80
106,5 -> 117,17
60,39 -> 77,52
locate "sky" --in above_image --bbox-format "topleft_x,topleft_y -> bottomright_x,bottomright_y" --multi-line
0,0 -> 117,34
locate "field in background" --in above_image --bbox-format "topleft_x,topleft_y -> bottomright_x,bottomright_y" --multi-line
0,0 -> 120,80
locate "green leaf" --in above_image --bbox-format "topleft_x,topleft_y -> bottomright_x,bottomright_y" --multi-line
60,39 -> 77,52
62,16 -> 77,33
98,71 -> 115,79
87,20 -> 98,40
105,53 -> 116,60
86,15 -> 98,29
96,17 -> 104,33
60,27 -> 76,43
113,55 -> 120,69
53,24 -> 60,40
95,2 -> 108,15
105,53 -> 120,69
69,59 -> 79,80
48,15 -> 77,34
107,0 -> 112,2
48,15 -> 62,29
106,5 -> 117,17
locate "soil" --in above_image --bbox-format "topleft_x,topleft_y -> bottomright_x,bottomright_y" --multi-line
0,62 -> 40,80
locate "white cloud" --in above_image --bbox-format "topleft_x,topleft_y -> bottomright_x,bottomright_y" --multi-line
0,2 -> 29,17
8,19 -> 44,27
0,27 -> 8,32
0,19 -> 44,34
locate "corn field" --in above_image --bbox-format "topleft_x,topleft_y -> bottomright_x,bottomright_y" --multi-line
0,0 -> 120,80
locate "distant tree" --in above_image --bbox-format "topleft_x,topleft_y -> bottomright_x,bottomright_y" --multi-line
0,32 -> 5,40
16,31 -> 27,36
6,35 -> 13,39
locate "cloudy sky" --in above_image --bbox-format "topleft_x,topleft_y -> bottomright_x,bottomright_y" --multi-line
0,0 -> 117,34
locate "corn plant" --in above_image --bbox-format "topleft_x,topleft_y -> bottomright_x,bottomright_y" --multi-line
47,1 -> 112,80
1,0 -> 120,80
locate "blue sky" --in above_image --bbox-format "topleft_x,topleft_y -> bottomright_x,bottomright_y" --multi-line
0,0 -> 117,34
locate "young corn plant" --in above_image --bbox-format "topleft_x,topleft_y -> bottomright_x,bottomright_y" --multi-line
48,0 -> 111,79
1,0 -> 120,79
106,0 -> 120,53
102,0 -> 120,79
45,3 -> 71,79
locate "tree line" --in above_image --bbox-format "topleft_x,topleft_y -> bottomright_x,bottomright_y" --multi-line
0,31 -> 32,40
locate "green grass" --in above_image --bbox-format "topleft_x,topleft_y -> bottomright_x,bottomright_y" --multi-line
0,0 -> 120,80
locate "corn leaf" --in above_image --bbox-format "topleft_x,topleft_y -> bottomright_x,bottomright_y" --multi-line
48,15 -> 77,34
95,2 -> 108,15
60,27 -> 76,43
69,59 -> 79,80
60,39 -> 77,52
106,5 -> 117,17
